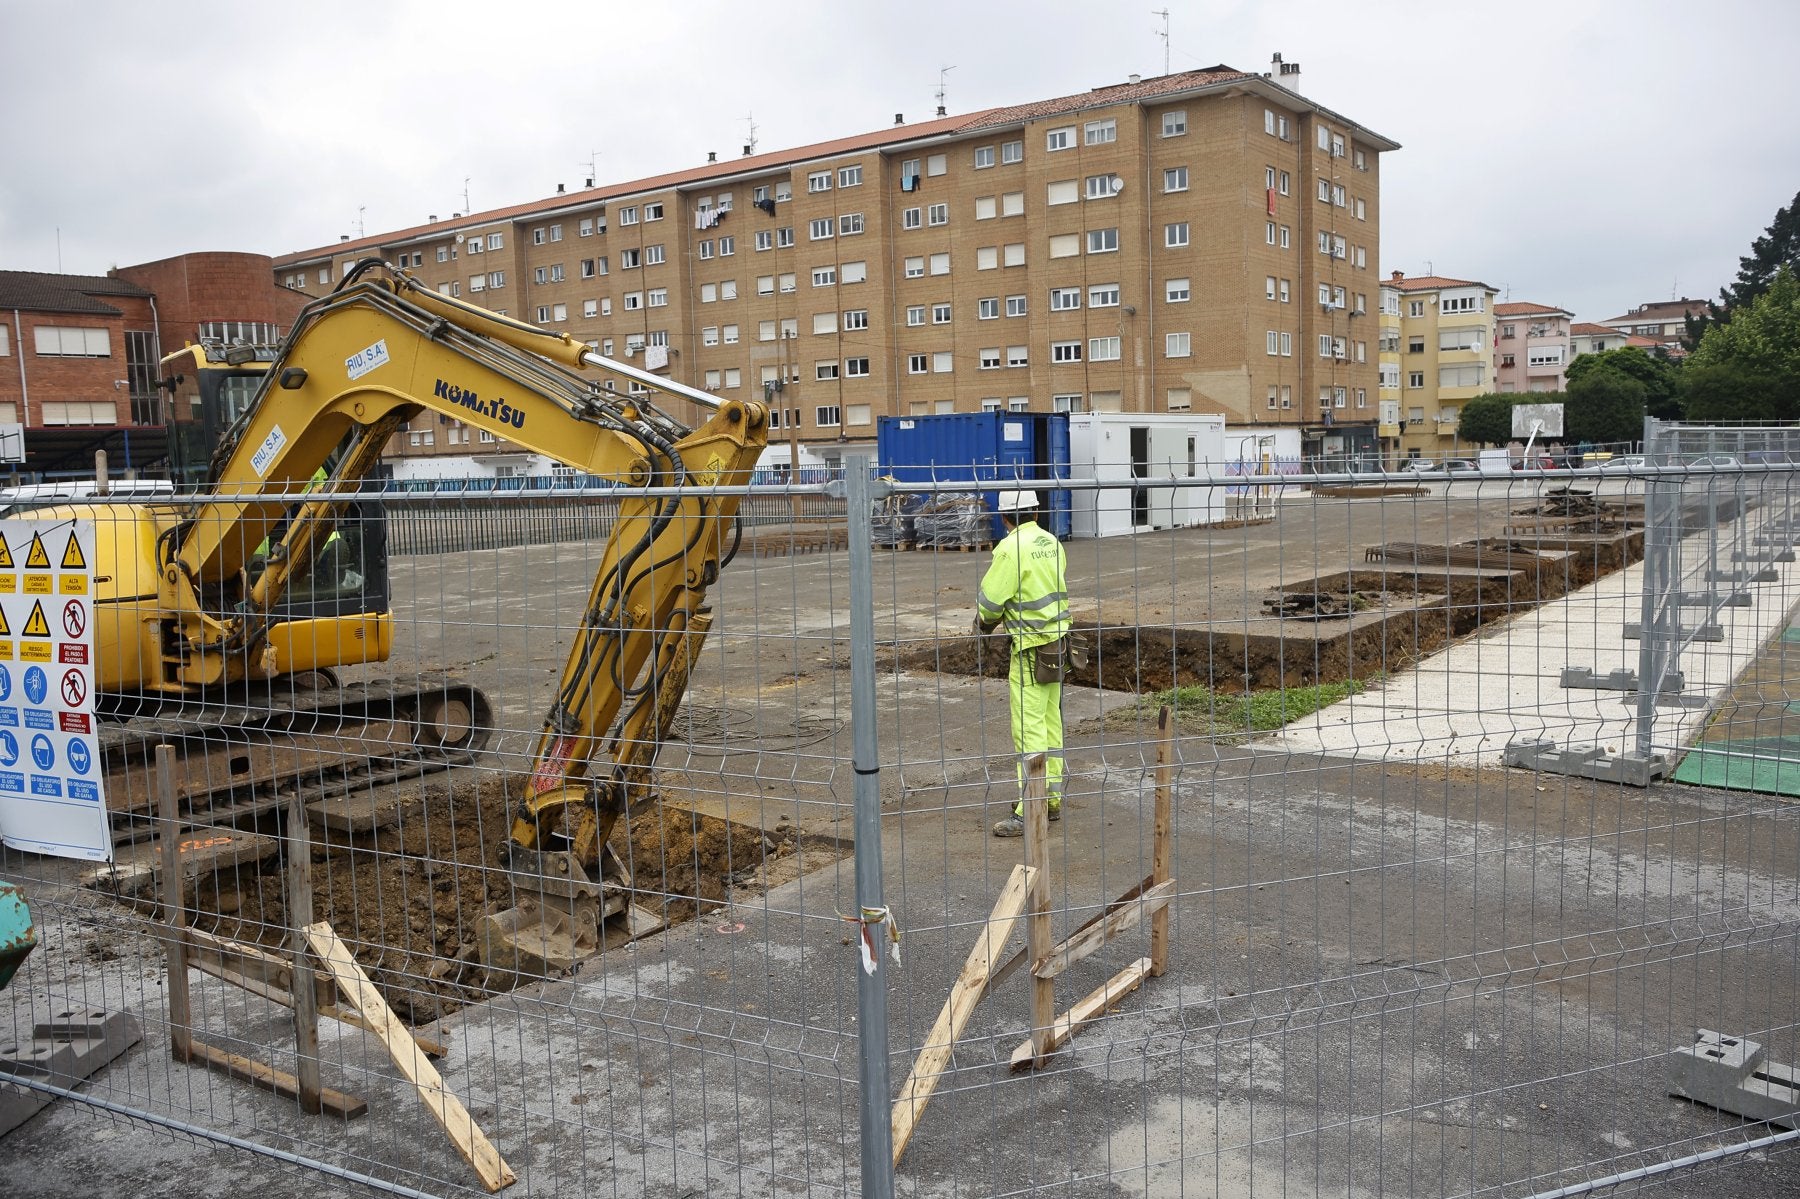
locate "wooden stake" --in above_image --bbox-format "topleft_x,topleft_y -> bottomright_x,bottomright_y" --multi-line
1022,752 -> 1054,1067
186,1037 -> 367,1118
1150,704 -> 1174,977
285,791 -> 323,1114
890,864 -> 1034,1165
1034,879 -> 1175,980
306,922 -> 516,1192
155,745 -> 192,1063
1010,957 -> 1153,1071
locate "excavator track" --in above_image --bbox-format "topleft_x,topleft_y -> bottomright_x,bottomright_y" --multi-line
97,676 -> 493,845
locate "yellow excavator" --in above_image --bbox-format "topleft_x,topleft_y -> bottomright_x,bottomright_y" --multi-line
64,260 -> 767,965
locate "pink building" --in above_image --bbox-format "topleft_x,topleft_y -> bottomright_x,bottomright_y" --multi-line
1494,301 -> 1572,392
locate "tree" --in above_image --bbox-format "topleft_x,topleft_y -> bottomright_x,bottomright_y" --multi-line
1687,188 -> 1800,346
1456,393 -> 1519,446
1688,266 -> 1800,382
1680,362 -> 1798,424
1563,372 -> 1646,445
1565,346 -> 1681,419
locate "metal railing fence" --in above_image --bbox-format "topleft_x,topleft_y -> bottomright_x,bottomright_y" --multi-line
0,451 -> 1796,1198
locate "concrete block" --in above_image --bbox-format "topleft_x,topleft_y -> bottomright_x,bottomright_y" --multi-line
1668,1029 -> 1800,1131
0,1009 -> 143,1136
1500,737 -> 1668,787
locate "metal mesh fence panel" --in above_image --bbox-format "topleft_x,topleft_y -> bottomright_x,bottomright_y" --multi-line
3,443 -> 1800,1198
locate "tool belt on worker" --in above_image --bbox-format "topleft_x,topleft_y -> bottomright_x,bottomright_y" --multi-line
1028,636 -> 1070,684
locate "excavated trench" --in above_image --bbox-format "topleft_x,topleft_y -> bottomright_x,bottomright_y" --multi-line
170,774 -> 809,1023
907,529 -> 1647,695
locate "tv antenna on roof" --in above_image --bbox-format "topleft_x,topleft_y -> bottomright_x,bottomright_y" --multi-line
743,113 -> 758,155
936,65 -> 955,116
1152,9 -> 1170,76
578,151 -> 600,186
463,178 -> 471,214
356,206 -> 365,238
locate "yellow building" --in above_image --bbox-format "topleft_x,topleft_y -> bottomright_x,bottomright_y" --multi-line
1377,271 -> 1497,460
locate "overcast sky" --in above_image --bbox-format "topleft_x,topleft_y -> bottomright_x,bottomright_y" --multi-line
2,0 -> 1794,323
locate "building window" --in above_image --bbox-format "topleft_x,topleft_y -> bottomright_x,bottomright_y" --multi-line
1166,332 -> 1190,358
1086,174 -> 1116,200
1280,225 -> 1291,248
1166,278 -> 1190,303
927,203 -> 948,226
979,297 -> 1000,319
843,308 -> 869,330
1084,119 -> 1116,145
1163,166 -> 1188,193
1087,227 -> 1119,254
845,356 -> 870,377
1266,222 -> 1277,245
1165,222 -> 1190,248
533,227 -> 547,245
813,311 -> 837,334
1046,126 -> 1074,151
809,217 -> 835,240
1005,294 -> 1027,317
624,291 -> 642,310
32,326 -> 110,357
906,305 -> 925,326
583,299 -> 599,317
1052,393 -> 1082,413
976,196 -> 997,221
977,246 -> 998,270
1407,371 -> 1425,389
487,232 -> 504,249
816,360 -> 839,381
842,260 -> 867,283
777,227 -> 795,247
814,405 -> 841,427
621,248 -> 641,269
779,273 -> 796,293
1167,387 -> 1191,411
1088,283 -> 1120,308
813,266 -> 836,287
1442,295 -> 1485,314
1047,179 -> 1078,205
581,259 -> 597,278
647,288 -> 667,307
908,353 -> 928,374
929,252 -> 950,275
1051,286 -> 1081,311
932,303 -> 952,324
1006,345 -> 1028,368
974,145 -> 996,169
840,213 -> 865,236
1089,336 -> 1120,361
808,170 -> 833,193
1052,340 -> 1082,363
980,347 -> 1002,370
927,154 -> 947,176
902,207 -> 922,229
702,326 -> 720,347
1162,110 -> 1187,137
1409,300 -> 1425,318
755,230 -> 773,252
932,351 -> 953,373
1001,139 -> 1023,164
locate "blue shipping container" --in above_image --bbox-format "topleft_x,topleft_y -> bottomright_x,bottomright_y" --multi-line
876,412 -> 1072,541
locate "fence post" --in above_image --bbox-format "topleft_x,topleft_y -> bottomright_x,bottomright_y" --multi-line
1635,417 -> 1671,761
845,455 -> 896,1197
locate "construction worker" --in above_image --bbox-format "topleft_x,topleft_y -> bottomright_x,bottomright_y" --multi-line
976,489 -> 1071,837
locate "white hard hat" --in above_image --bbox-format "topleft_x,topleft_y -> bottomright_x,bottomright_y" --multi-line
994,489 -> 1039,514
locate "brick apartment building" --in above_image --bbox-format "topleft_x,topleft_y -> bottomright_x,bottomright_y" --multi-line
1598,298 -> 1707,358
274,61 -> 1396,473
0,253 -> 304,477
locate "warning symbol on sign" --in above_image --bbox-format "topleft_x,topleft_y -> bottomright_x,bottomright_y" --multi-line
0,607 -> 10,637
60,669 -> 86,707
62,600 -> 85,638
21,600 -> 51,639
0,534 -> 12,569
23,534 -> 50,570
60,532 -> 85,570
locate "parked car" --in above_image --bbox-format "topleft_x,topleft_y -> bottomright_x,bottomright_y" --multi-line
1512,454 -> 1558,471
1687,454 -> 1741,470
1598,455 -> 1647,472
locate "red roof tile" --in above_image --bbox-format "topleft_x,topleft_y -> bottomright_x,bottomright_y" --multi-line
1570,322 -> 1618,335
1494,301 -> 1570,317
1384,274 -> 1494,293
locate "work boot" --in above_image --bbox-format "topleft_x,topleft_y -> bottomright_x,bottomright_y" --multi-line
992,815 -> 1025,837
1048,803 -> 1062,822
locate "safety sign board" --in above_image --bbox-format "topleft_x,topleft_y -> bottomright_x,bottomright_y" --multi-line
0,520 -> 108,862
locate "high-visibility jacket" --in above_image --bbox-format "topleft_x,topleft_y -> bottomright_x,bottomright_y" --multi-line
977,519 -> 1070,652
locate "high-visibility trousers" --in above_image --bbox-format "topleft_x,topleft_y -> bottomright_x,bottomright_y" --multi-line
1009,647 -> 1064,814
